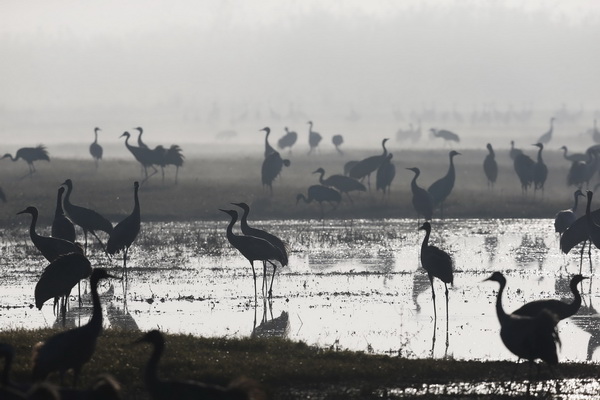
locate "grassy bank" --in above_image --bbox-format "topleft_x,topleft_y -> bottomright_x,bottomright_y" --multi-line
1,329 -> 599,399
0,147 -> 586,227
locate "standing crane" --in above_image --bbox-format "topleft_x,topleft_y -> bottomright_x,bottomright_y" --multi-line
554,190 -> 584,236
513,152 -> 535,194
349,138 -> 389,190
134,126 -> 149,149
532,143 -> 548,195
2,145 -> 50,177
376,153 -> 396,195
406,167 -> 433,221
260,127 -> 277,158
312,167 -> 366,203
120,132 -> 157,183
278,127 -> 298,153
509,140 -> 523,160
61,179 -> 113,254
220,209 -> 285,302
296,185 -> 341,219
89,127 -> 103,168
17,206 -> 82,262
32,268 -> 117,386
51,187 -> 76,243
332,134 -> 344,155
586,191 -> 600,251
428,150 -> 460,218
537,117 -> 555,144
107,182 -> 140,282
307,121 -> 322,155
483,143 -> 498,189
430,128 -> 460,144
135,330 -> 261,400
261,151 -> 290,195
231,202 -> 288,298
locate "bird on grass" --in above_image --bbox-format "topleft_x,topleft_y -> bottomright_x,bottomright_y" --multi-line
312,167 -> 365,203
261,151 -> 290,195
51,186 -> 76,243
483,143 -> 498,189
554,190 -> 584,236
428,150 -> 460,219
231,202 -> 288,298
260,127 -> 277,158
376,153 -> 396,196
407,167 -> 433,221
107,182 -> 141,282
296,185 -> 341,220
560,146 -> 587,163
418,222 -> 454,321
135,330 -> 262,400
512,274 -> 586,321
513,152 -> 535,194
532,143 -> 548,195
307,121 -> 322,155
349,138 -> 389,190
278,127 -> 297,153
484,272 -> 560,369
332,134 -> 344,155
61,179 -> 113,254
2,145 -> 50,178
537,117 -> 555,144
89,127 -> 103,168
430,128 -> 460,144
220,209 -> 285,302
32,268 -> 118,386
17,206 -> 82,263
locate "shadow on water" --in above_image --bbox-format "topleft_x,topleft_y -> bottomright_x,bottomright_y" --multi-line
512,233 -> 548,269
252,300 -> 289,339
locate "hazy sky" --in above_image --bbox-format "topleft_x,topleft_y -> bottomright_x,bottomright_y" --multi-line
1,0 -> 599,146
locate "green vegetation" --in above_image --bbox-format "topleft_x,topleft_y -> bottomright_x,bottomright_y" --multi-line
1,329 -> 598,399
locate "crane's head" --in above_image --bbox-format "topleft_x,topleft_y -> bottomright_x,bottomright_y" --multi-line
91,268 -> 119,283
16,206 -> 37,216
94,127 -> 101,132
120,131 -> 130,139
486,143 -> 493,151
560,145 -> 567,151
450,150 -> 461,157
532,142 -> 543,149
484,271 -> 506,285
418,222 -> 431,232
406,167 -> 419,175
219,208 -> 238,220
312,167 -> 325,175
61,179 -> 73,188
134,329 -> 164,347
259,127 -> 270,134
133,127 -> 143,133
231,202 -> 249,212
1,153 -> 11,159
571,274 -> 587,287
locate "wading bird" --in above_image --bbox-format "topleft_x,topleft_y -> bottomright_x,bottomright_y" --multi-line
483,143 -> 498,189
430,128 -> 460,144
134,126 -> 149,149
51,187 -> 76,243
532,143 -> 548,195
296,185 -> 341,219
89,127 -> 103,168
261,151 -> 290,195
2,145 -> 50,177
513,274 -> 586,321
537,117 -> 555,144
135,330 -> 261,400
32,268 -> 117,386
231,202 -> 288,298
419,222 -> 454,321
220,209 -> 285,302
260,127 -> 276,158
307,121 -> 322,155
312,167 -> 365,203
513,152 -> 535,194
560,146 -> 587,163
407,167 -> 433,221
560,191 -> 600,272
164,145 -> 184,184
332,134 -> 344,155
278,127 -> 297,153
61,179 -> 113,254
376,153 -> 396,195
349,138 -> 389,190
484,272 -> 560,370
509,140 -> 523,160
586,191 -> 600,250
107,182 -> 140,282
120,132 -> 157,182
17,206 -> 82,262
554,190 -> 584,236
428,150 -> 460,218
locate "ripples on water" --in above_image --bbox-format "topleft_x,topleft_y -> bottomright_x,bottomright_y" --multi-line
1,218 -> 599,363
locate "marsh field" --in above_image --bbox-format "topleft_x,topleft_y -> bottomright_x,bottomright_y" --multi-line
1,143 -> 599,399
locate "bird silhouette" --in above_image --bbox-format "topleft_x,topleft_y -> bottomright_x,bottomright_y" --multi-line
107,182 -> 140,282
277,127 -> 297,153
32,268 -> 117,386
430,128 -> 460,144
312,167 -> 365,203
537,117 -> 555,144
35,253 -> 92,322
89,127 -> 103,168
2,145 -> 50,177
261,151 -> 290,195
586,191 -> 600,251
135,330 -> 261,400
17,206 -> 82,262
260,127 -> 276,158
419,222 -> 453,321
560,192 -> 600,272
554,190 -> 584,236
484,272 -> 560,366
513,152 -> 535,194
296,185 -> 341,219
560,146 -> 587,163
120,132 -> 157,183
375,153 -> 396,195
61,179 -> 113,254
512,274 -> 586,321
483,143 -> 498,189
51,187 -> 76,243
428,150 -> 460,218
349,138 -> 389,190
331,134 -> 344,155
307,121 -> 322,155
509,140 -> 523,160
231,202 -> 288,298
532,143 -> 548,195
406,167 -> 433,221
220,209 -> 285,302
164,145 -> 184,184
134,126 -> 149,149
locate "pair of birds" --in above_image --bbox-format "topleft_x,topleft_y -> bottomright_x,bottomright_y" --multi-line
220,202 -> 288,302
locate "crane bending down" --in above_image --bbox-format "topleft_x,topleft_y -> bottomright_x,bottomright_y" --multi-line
296,185 -> 341,220
2,145 -> 50,178
428,150 -> 460,218
232,202 -> 288,298
135,330 -> 262,400
89,127 -> 103,168
220,209 -> 285,302
430,128 -> 460,144
312,167 -> 365,203
32,268 -> 117,386
107,182 -> 141,282
61,179 -> 113,254
278,127 -> 298,153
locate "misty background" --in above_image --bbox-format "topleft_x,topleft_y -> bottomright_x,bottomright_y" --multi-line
1,0 -> 599,157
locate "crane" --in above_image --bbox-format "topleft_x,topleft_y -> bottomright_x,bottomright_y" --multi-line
2,145 -> 50,177
296,185 -> 341,219
332,134 -> 344,155
261,151 -> 290,195
307,121 -> 322,155
430,128 -> 460,144
513,152 -> 534,194
376,153 -> 396,195
278,127 -> 298,153
312,167 -> 365,203
509,140 -> 523,160
260,127 -> 277,158
51,187 -> 76,243
349,138 -> 389,190
560,146 -> 587,163
428,150 -> 460,218
406,167 -> 433,221
483,143 -> 498,189
537,117 -> 555,144
555,190 -> 584,236
89,127 -> 103,168
107,182 -> 140,282
120,132 -> 157,183
532,143 -> 548,195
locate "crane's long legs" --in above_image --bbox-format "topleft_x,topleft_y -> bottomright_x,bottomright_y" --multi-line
429,276 -> 437,320
250,261 -> 257,305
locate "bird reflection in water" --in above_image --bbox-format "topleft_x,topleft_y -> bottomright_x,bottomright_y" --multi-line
251,300 -> 289,339
107,302 -> 139,331
484,235 -> 498,264
512,234 -> 548,269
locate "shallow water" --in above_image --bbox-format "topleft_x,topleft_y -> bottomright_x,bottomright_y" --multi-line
1,218 -> 599,362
